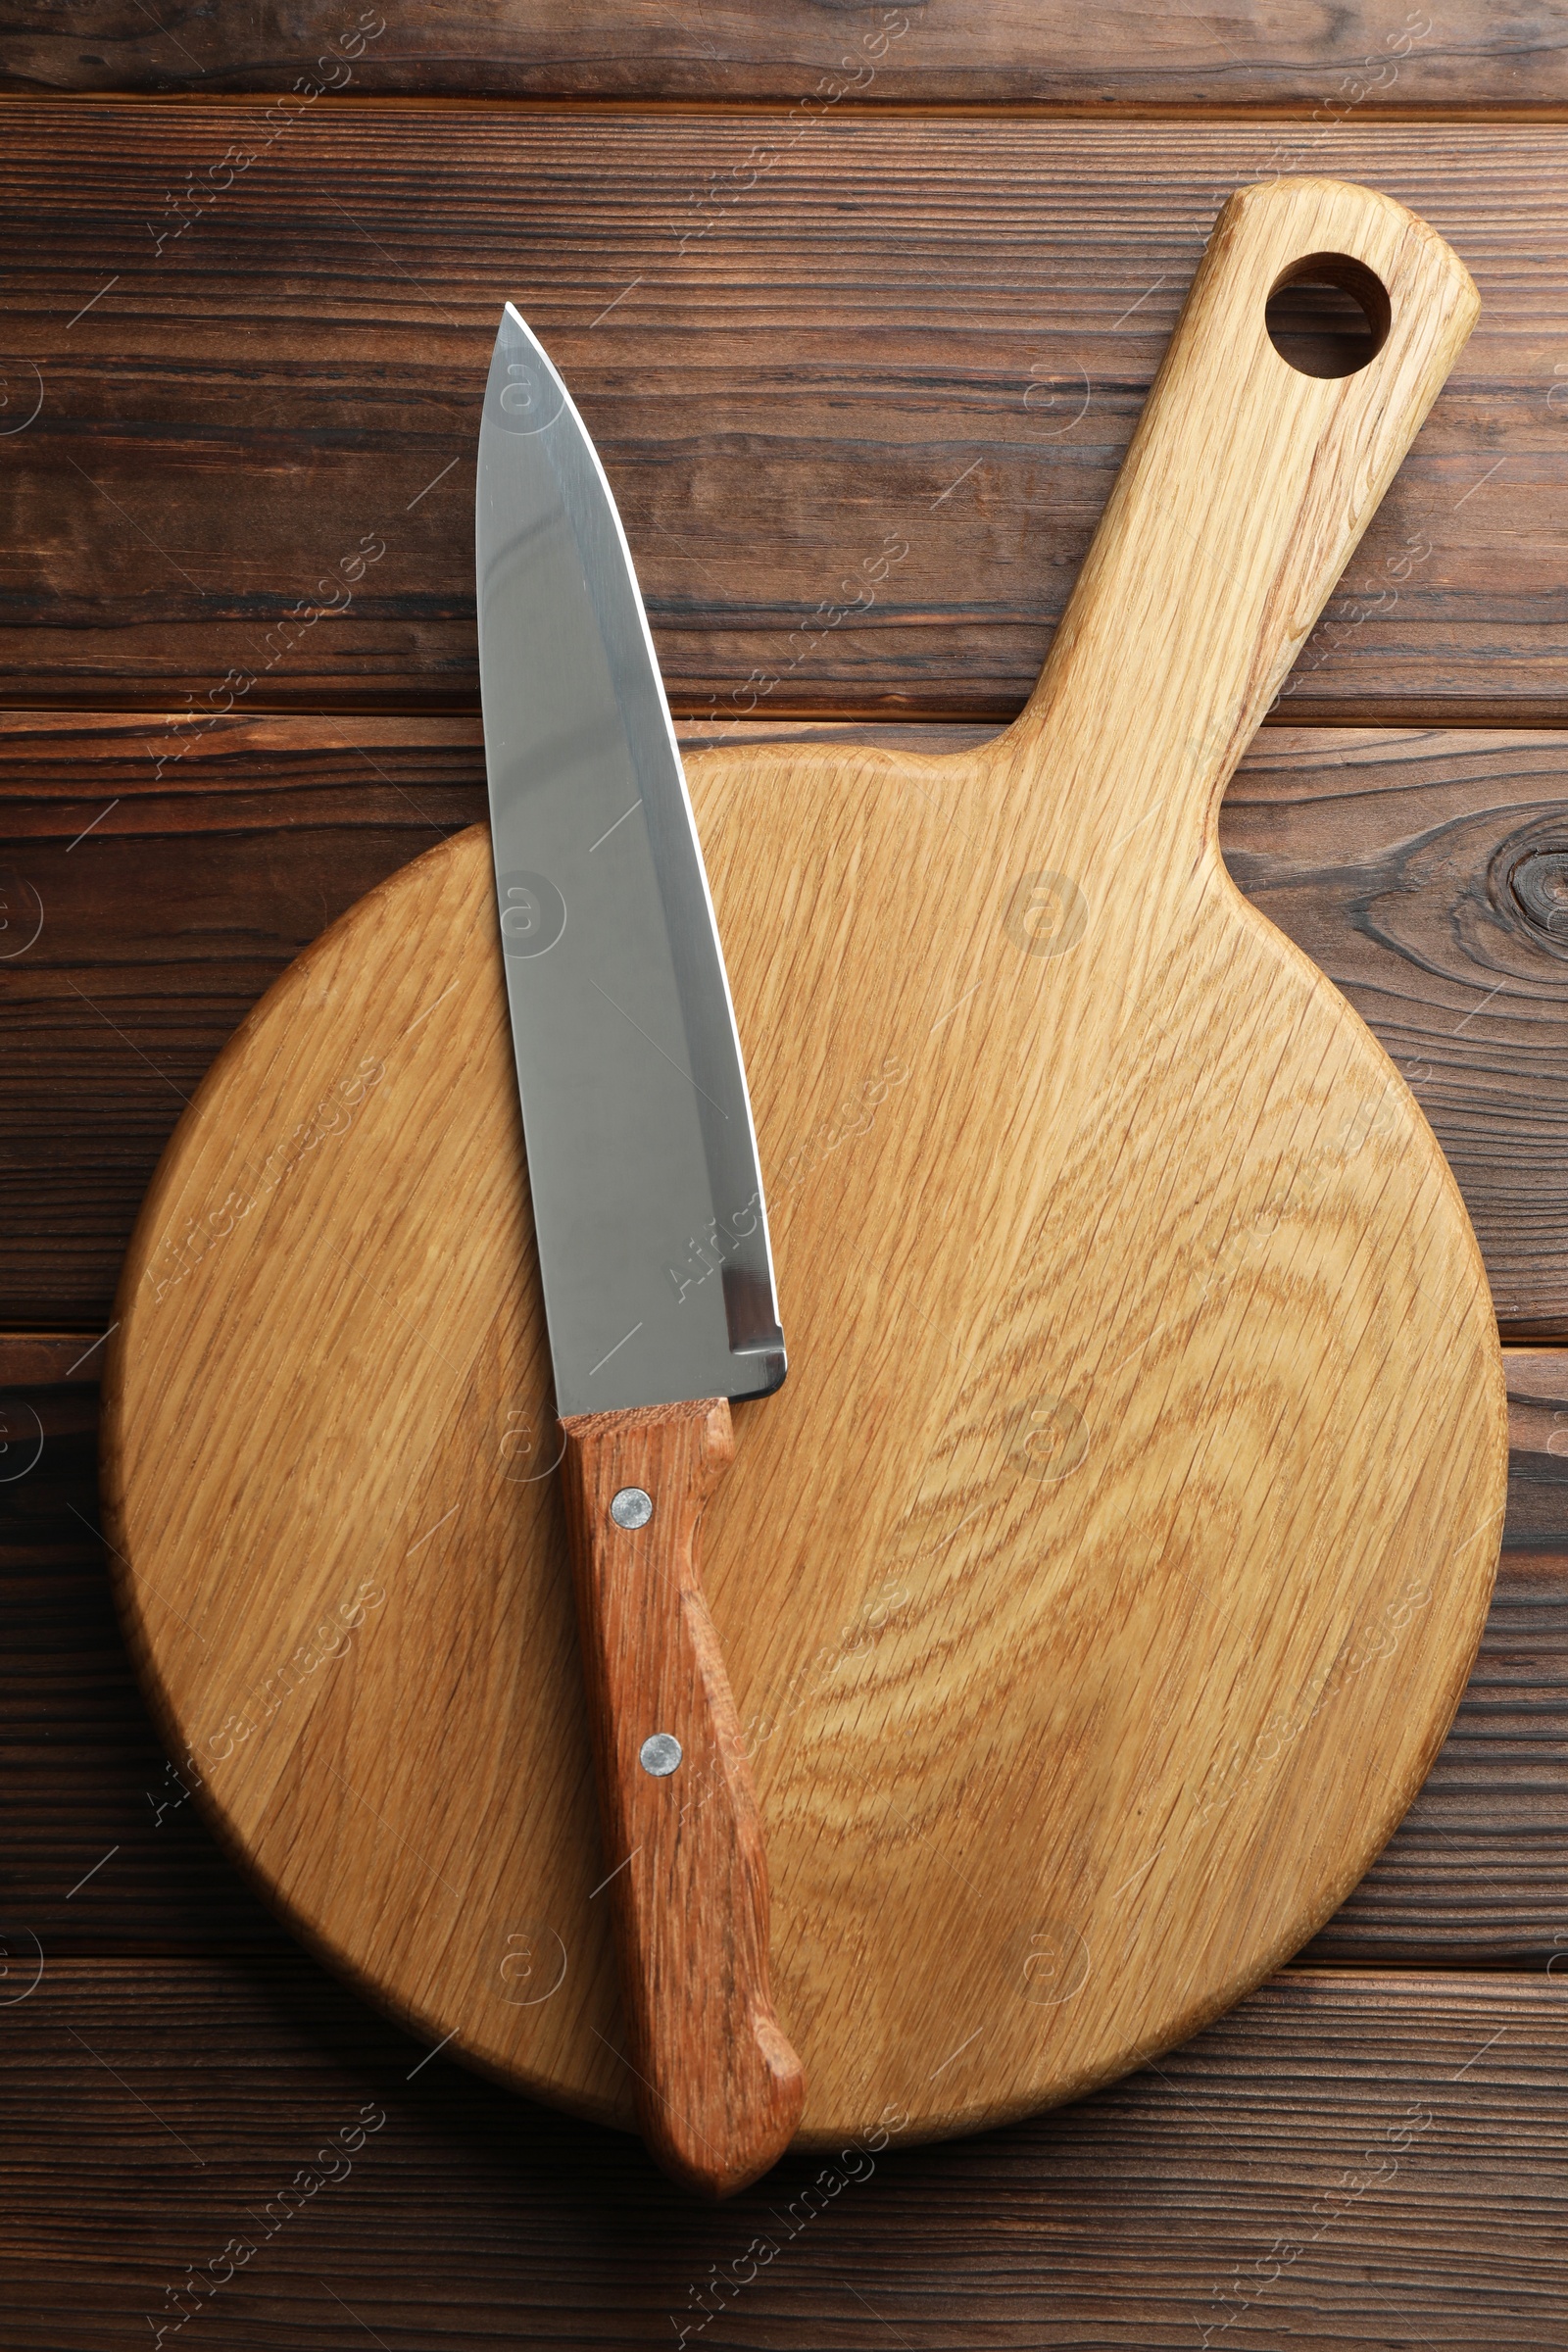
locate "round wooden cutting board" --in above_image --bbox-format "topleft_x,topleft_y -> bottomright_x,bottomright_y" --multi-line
103,177 -> 1507,2153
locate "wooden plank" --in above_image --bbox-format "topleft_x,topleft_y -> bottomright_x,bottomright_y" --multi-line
1223,730 -> 1568,1339
3,716 -> 1566,1334
0,1959 -> 1560,2348
1307,1348 -> 1568,1965
1502,1348 -> 1568,1544
0,714 -> 481,1326
1,111 -> 1566,721
5,4 -> 1567,107
1306,1553 -> 1568,1967
0,1375 -> 291,1951
0,1358 -> 1562,1967
0,1333 -> 108,1385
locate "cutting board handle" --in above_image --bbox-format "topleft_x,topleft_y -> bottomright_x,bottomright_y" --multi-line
559,1396 -> 805,2196
990,175 -> 1478,856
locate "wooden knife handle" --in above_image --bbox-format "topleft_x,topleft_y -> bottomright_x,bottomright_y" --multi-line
559,1396 -> 804,2196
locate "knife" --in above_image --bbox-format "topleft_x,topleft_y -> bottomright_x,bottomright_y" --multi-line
476,304 -> 804,2196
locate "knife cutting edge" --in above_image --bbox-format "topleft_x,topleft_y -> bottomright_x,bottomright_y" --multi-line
476,303 -> 803,2195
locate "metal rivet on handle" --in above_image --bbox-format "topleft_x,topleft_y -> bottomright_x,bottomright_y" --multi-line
639,1733 -> 682,1777
611,1487 -> 653,1530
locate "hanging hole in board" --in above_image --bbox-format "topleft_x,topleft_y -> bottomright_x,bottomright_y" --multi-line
1265,253 -> 1391,379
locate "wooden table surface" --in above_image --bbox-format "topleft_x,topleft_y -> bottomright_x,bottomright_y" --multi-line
2,10 -> 1567,2346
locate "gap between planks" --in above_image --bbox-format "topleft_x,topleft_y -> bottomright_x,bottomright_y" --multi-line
5,93 -> 1568,122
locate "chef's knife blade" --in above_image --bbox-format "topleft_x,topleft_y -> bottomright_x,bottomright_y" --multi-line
477,302 -> 785,1421
476,305 -> 803,2199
